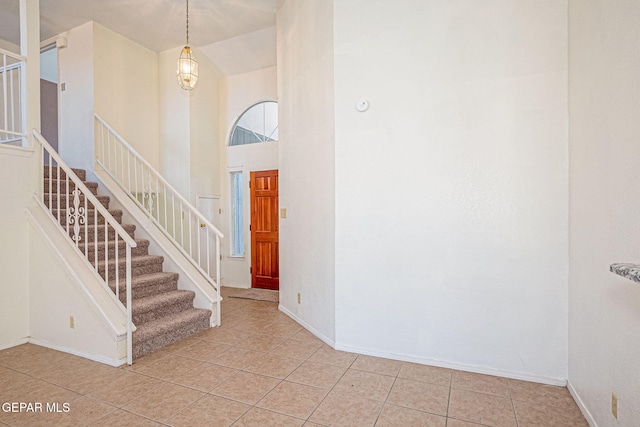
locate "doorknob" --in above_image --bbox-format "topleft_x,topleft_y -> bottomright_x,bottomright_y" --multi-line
200,223 -> 206,228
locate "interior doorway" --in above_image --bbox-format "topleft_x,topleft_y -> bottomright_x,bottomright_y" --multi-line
250,170 -> 279,290
40,45 -> 58,157
196,195 -> 222,282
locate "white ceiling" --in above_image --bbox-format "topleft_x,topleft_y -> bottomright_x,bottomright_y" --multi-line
0,0 -> 277,75
200,26 -> 276,76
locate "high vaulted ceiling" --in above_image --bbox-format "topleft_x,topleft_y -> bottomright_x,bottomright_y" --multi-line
0,0 -> 278,76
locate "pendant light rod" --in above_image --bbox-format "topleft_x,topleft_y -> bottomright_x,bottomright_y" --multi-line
186,0 -> 189,46
177,0 -> 199,90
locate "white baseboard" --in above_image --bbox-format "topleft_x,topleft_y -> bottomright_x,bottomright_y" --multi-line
277,305 -> 566,386
278,304 -> 336,348
28,338 -> 125,367
222,284 -> 251,289
568,380 -> 598,427
0,338 -> 29,351
334,341 -> 567,386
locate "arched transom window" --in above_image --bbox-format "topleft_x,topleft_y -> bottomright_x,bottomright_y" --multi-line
229,101 -> 278,146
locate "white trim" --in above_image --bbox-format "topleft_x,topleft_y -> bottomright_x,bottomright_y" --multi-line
0,47 -> 25,62
0,143 -> 32,157
568,380 -> 598,427
195,194 -> 222,200
280,302 -> 569,387
0,338 -> 29,351
278,304 -> 336,348
27,338 -> 126,367
25,207 -> 129,339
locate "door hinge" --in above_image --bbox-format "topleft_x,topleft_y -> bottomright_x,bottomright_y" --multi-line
249,224 -> 252,231
250,267 -> 252,274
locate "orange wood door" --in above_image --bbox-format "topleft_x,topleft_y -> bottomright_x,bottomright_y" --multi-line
250,170 -> 279,290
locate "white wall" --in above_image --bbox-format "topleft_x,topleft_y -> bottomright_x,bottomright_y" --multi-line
59,22 -> 160,173
568,1 -> 640,425
333,0 -> 568,382
189,53 -> 221,201
0,149 -> 37,348
159,46 -> 221,203
159,47 -> 191,198
94,23 -> 160,169
219,66 -> 278,287
27,217 -> 124,364
277,0 -> 336,342
58,22 -> 94,171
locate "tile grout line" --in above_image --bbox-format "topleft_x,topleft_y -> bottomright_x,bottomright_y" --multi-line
298,347 -> 359,425
445,369 -> 453,425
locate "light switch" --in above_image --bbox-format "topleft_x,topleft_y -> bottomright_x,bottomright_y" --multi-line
280,208 -> 287,218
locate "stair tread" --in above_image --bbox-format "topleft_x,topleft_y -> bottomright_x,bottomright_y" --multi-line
110,271 -> 179,287
44,194 -> 110,200
43,166 -> 86,181
55,208 -> 122,215
44,178 -> 99,187
133,308 -> 211,343
79,238 -> 148,249
132,290 -> 195,314
62,224 -> 136,236
99,254 -> 164,267
63,222 -> 135,229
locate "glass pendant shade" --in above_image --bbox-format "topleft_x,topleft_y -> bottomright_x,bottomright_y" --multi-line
177,46 -> 198,90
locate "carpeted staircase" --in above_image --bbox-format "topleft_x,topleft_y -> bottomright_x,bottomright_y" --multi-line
43,166 -> 211,359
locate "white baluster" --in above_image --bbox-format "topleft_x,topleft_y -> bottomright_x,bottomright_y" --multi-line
67,189 -> 86,243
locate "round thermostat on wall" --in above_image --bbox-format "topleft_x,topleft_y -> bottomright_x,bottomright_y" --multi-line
356,99 -> 370,112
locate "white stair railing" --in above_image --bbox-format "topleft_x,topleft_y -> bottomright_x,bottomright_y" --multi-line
94,114 -> 223,326
0,48 -> 26,147
34,130 -> 137,365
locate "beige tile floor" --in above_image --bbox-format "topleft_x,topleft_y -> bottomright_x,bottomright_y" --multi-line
0,287 -> 588,426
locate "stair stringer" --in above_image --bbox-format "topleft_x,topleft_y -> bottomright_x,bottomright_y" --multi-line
94,169 -> 220,327
25,206 -> 130,366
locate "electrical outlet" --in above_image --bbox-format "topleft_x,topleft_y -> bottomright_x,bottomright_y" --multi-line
297,293 -> 301,304
69,316 -> 75,329
612,393 -> 618,419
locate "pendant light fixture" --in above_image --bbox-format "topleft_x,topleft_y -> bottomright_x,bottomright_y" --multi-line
177,0 -> 198,90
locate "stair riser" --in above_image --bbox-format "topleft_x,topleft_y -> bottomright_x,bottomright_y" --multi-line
53,212 -> 123,226
44,181 -> 98,195
114,280 -> 178,303
66,225 -> 135,241
133,299 -> 194,325
83,243 -> 149,259
98,262 -> 163,280
44,167 -> 86,181
132,315 -> 210,359
45,197 -> 110,210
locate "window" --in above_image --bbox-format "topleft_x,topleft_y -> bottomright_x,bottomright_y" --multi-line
230,101 -> 278,146
230,171 -> 244,256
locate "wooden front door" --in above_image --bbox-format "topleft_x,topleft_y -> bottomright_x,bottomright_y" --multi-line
250,170 -> 279,290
